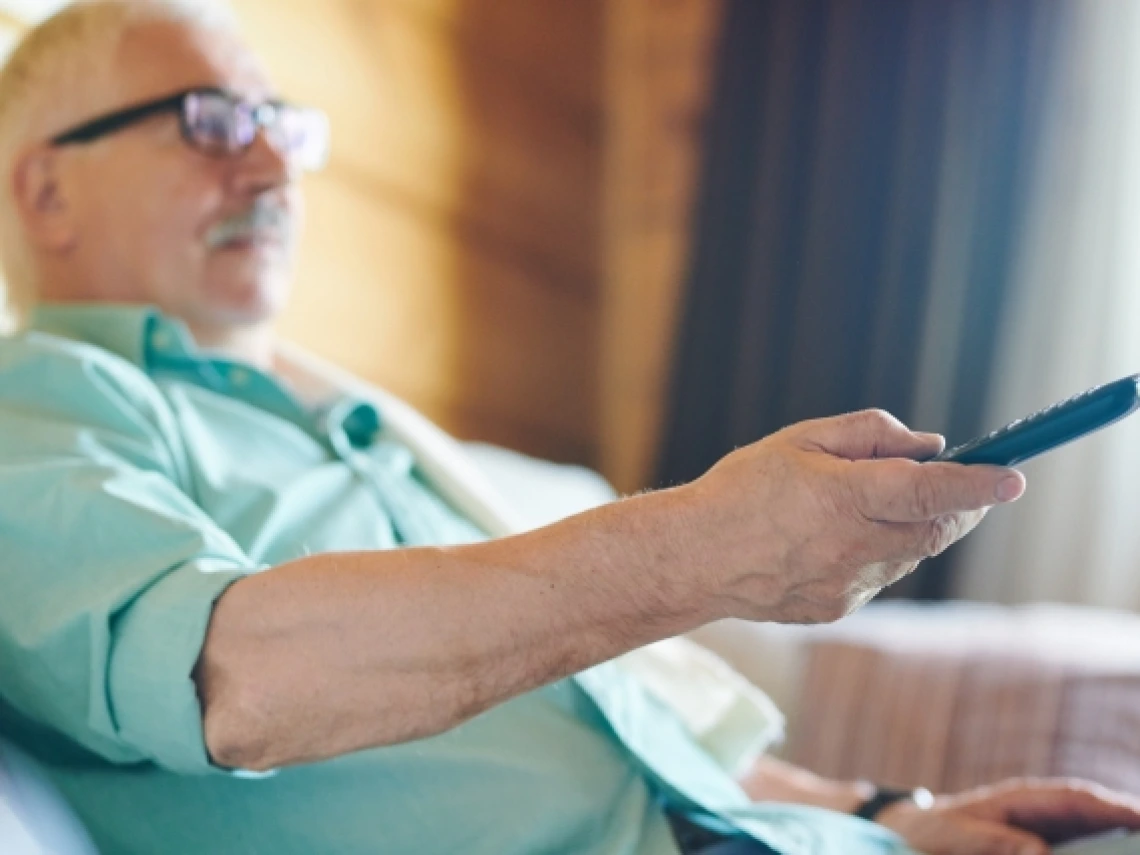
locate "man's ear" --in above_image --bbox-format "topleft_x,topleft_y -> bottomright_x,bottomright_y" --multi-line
11,145 -> 77,252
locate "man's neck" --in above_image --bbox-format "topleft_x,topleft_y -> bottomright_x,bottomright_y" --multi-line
188,321 -> 276,371
35,275 -> 281,371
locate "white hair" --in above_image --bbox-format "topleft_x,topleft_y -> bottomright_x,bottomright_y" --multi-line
0,0 -> 240,329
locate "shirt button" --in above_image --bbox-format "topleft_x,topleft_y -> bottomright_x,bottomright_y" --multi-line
229,368 -> 251,387
150,330 -> 172,351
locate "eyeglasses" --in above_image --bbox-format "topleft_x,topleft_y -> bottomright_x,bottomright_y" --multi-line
49,87 -> 330,172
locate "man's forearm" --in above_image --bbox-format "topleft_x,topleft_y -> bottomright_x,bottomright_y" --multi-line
737,756 -> 875,815
197,410 -> 1022,771
196,485 -> 713,771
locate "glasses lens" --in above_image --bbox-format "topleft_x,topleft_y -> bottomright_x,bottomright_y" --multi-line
269,106 -> 330,171
184,91 -> 330,171
184,91 -> 248,155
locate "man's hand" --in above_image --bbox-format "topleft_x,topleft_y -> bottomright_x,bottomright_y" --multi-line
876,778 -> 1140,854
680,409 -> 1025,624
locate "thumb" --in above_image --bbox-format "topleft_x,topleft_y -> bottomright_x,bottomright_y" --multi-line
791,409 -> 944,461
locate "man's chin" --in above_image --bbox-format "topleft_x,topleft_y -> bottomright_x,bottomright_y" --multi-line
198,283 -> 290,330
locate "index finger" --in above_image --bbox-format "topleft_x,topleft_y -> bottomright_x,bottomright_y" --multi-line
849,458 -> 1025,523
793,409 -> 945,461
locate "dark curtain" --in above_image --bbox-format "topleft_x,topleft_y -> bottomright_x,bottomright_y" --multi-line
655,0 -> 1062,599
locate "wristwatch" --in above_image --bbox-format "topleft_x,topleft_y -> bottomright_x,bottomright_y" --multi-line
853,785 -> 935,821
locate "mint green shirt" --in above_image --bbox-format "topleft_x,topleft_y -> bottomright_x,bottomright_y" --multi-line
0,304 -> 913,855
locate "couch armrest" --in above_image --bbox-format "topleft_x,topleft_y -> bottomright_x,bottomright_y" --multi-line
695,602 -> 1140,793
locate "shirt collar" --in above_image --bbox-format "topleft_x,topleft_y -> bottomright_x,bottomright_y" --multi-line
28,301 -> 382,448
29,302 -> 195,370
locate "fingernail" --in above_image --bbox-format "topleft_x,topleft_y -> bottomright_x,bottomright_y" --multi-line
995,476 -> 1022,503
918,432 -> 946,453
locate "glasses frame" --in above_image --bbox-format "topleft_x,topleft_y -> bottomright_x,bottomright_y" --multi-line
49,86 -> 328,170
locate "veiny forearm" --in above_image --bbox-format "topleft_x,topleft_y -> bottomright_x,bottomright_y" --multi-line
197,485 -> 715,770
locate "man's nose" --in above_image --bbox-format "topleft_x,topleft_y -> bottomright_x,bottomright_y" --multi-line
231,129 -> 295,195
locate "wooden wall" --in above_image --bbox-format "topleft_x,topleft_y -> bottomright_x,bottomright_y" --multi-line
602,0 -> 724,491
232,0 -> 603,464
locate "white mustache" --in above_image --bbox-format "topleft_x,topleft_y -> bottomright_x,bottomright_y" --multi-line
205,203 -> 294,249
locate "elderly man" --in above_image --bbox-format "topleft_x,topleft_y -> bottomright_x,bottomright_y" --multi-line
0,2 -> 1137,854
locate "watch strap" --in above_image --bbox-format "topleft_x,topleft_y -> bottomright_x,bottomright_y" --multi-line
853,785 -> 934,821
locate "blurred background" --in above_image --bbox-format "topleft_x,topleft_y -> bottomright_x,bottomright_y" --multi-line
3,0 -> 1140,611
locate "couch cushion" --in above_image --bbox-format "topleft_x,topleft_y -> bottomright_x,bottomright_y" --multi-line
0,740 -> 96,855
780,604 -> 1140,793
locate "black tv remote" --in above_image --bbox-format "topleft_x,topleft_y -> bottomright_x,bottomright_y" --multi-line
931,374 -> 1140,467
